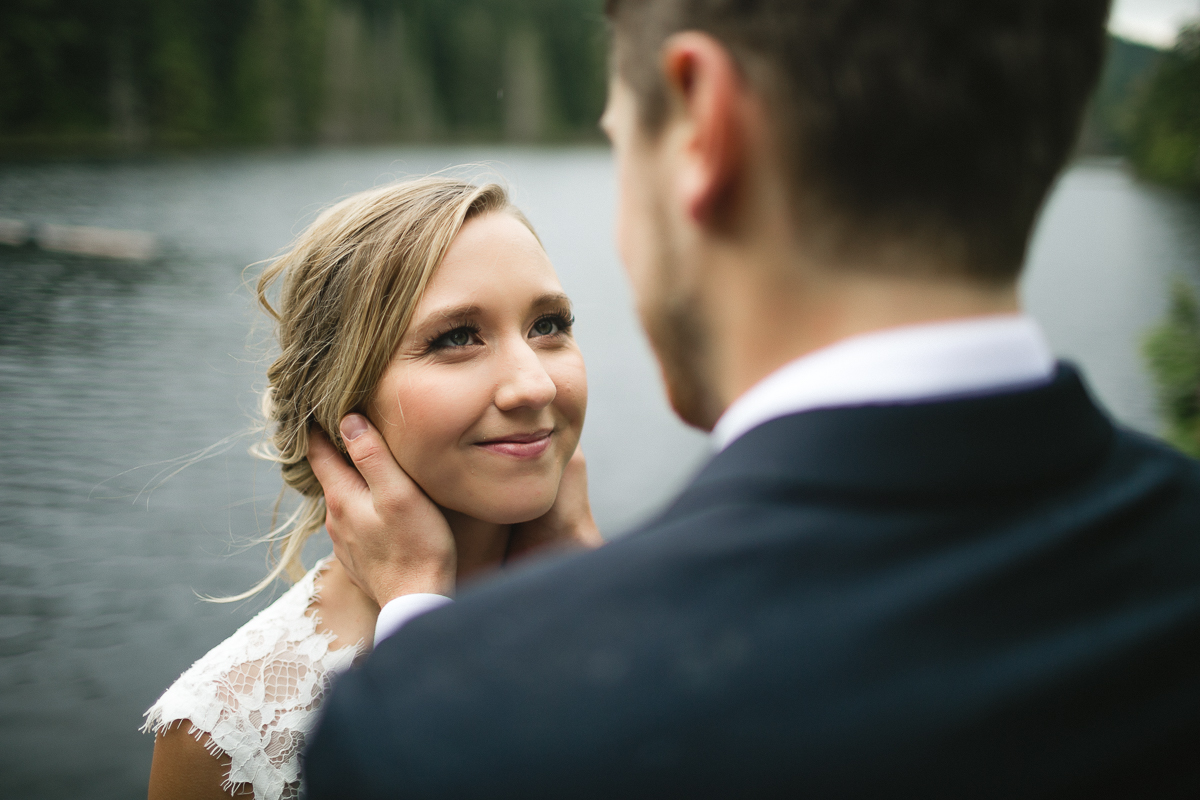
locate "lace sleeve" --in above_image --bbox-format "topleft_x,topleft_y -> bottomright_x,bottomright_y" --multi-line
143,557 -> 361,800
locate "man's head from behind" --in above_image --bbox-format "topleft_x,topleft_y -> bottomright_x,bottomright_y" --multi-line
601,0 -> 1111,428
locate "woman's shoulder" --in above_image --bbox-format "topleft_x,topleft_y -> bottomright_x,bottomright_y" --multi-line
143,556 -> 366,800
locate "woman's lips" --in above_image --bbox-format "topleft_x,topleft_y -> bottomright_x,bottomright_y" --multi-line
475,430 -> 553,459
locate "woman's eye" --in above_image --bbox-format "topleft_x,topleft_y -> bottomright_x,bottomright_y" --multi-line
531,318 -> 559,337
432,327 -> 478,349
531,314 -> 572,338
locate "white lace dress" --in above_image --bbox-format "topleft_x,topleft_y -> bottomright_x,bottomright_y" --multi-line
143,557 -> 363,800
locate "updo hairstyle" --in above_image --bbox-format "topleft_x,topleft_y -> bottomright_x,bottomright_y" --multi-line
230,177 -> 531,600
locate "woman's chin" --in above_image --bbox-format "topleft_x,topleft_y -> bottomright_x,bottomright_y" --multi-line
481,500 -> 556,526
429,475 -> 563,526
447,494 -> 557,526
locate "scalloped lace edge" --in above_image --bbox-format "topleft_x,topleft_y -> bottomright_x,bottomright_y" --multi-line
142,557 -> 363,800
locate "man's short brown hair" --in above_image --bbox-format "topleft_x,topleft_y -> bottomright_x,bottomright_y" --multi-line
606,0 -> 1112,281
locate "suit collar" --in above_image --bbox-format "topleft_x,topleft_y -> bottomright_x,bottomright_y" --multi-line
688,364 -> 1114,500
711,315 -> 1055,451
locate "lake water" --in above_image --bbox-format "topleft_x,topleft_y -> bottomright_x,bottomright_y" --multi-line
0,149 -> 1197,798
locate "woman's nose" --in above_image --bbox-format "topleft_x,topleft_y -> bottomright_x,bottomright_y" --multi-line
494,341 -> 557,412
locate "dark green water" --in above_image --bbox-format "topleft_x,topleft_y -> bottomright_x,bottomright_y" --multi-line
0,149 -> 1196,798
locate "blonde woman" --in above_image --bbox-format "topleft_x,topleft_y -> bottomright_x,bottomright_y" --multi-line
142,178 -> 600,800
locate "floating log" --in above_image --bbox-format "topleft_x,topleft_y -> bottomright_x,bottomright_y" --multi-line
0,218 -> 158,261
0,218 -> 31,246
37,223 -> 158,261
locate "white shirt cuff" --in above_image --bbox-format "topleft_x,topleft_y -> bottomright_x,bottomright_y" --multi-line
373,593 -> 453,647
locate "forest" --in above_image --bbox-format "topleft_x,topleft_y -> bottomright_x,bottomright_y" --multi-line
0,0 -> 609,151
1126,24 -> 1200,191
1122,24 -> 1200,457
4,1 -> 1198,174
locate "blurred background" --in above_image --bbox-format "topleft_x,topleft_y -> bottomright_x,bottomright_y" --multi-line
0,0 -> 607,151
0,1 -> 1198,797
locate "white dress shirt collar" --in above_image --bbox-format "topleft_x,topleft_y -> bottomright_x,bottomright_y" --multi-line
711,314 -> 1056,451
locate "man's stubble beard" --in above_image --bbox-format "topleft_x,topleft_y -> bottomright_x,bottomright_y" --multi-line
638,198 -> 723,432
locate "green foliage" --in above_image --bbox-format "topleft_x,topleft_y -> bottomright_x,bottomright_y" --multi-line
229,0 -> 333,143
1080,36 -> 1162,155
150,31 -> 216,142
0,0 -> 119,138
1129,25 -> 1200,190
0,0 -> 608,152
1144,279 -> 1200,456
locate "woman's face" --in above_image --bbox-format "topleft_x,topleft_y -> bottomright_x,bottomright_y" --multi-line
369,211 -> 587,525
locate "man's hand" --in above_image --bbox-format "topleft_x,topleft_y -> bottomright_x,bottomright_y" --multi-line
307,414 -> 456,606
508,445 -> 603,561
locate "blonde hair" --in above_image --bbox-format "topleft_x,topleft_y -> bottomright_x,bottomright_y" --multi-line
223,177 -> 528,601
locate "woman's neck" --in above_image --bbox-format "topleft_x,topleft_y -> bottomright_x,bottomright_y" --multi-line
441,509 -> 511,584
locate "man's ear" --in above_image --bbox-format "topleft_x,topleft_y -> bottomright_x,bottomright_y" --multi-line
660,32 -> 748,227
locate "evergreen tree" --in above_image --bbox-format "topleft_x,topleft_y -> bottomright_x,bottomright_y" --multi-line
1145,280 -> 1200,456
1130,25 -> 1200,190
0,0 -> 607,152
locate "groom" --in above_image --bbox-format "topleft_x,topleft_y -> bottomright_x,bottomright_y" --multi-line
306,0 -> 1200,796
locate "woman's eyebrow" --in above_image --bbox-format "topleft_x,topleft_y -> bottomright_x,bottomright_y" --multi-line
416,304 -> 483,327
532,292 -> 572,309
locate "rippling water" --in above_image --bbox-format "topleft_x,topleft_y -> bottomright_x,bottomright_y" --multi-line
0,149 -> 1197,798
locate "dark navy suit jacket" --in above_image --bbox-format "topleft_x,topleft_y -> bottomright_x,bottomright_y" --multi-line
306,366 -> 1200,798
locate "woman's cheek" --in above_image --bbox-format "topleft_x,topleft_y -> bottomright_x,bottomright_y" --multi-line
402,381 -> 476,460
551,351 -> 588,429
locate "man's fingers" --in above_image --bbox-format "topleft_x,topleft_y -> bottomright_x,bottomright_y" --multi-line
563,447 -> 603,547
339,413 -> 420,510
563,444 -> 588,488
307,428 -> 368,513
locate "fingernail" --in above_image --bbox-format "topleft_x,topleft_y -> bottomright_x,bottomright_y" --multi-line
340,414 -> 368,441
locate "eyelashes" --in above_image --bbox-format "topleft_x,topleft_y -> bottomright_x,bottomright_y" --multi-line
424,321 -> 482,353
422,308 -> 575,354
532,309 -> 576,336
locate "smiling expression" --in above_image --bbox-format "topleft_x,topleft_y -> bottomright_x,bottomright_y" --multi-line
368,211 -> 587,525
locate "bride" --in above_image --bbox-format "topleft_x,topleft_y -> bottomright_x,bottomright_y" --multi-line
142,177 -> 601,800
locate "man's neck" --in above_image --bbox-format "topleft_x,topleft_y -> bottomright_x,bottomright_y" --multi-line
704,258 -> 1021,413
